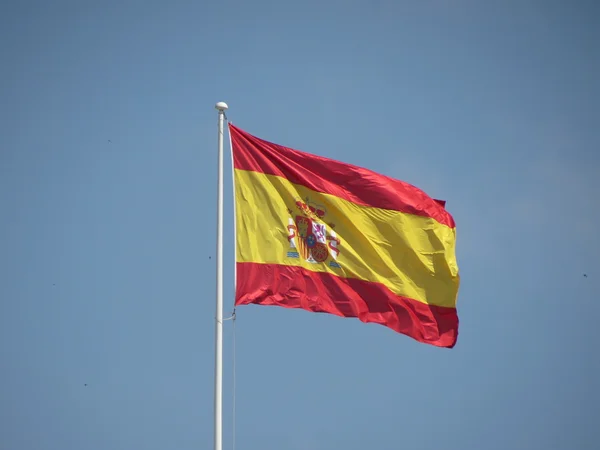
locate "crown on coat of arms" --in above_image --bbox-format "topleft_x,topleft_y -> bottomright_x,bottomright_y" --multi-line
287,198 -> 335,228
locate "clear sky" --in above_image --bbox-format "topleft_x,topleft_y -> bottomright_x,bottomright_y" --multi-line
1,1 -> 598,449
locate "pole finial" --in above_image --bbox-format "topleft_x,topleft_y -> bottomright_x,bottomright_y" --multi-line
215,102 -> 228,111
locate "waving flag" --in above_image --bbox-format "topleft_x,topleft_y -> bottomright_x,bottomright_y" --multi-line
230,124 -> 460,347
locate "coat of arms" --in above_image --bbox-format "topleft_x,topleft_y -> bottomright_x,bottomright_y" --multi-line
286,198 -> 341,268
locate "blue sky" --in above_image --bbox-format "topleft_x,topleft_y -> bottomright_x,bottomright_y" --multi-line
1,0 -> 598,449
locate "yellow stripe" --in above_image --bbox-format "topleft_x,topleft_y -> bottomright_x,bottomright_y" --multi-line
235,169 -> 459,308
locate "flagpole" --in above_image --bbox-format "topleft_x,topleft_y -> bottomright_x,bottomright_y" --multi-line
214,101 -> 228,450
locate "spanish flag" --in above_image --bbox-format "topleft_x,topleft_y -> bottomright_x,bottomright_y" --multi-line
230,124 -> 460,348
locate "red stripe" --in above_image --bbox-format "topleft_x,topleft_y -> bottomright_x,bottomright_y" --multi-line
235,262 -> 459,348
230,124 -> 455,228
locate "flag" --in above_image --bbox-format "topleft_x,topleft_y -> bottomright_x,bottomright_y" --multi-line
230,124 -> 460,348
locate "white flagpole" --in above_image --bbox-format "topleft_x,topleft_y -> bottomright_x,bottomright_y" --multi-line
214,101 -> 228,450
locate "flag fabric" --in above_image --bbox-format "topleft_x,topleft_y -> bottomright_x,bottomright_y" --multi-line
229,124 -> 460,348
